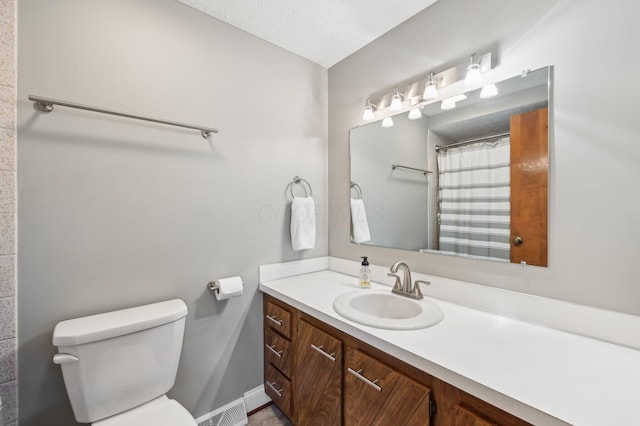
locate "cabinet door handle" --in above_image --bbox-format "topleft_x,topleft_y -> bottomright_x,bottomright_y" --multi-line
347,367 -> 382,392
265,314 -> 283,327
310,344 -> 336,362
266,344 -> 283,358
266,381 -> 283,397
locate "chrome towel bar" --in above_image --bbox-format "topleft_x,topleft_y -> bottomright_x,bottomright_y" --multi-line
29,95 -> 219,138
391,164 -> 431,175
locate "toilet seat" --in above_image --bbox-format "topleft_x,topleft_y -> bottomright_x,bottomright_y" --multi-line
93,395 -> 197,426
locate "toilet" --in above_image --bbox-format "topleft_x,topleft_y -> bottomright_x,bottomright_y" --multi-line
52,299 -> 197,425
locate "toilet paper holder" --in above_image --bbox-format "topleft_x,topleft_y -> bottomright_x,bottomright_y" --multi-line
207,276 -> 244,301
206,281 -> 220,292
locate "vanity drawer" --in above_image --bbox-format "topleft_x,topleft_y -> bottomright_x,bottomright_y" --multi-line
265,362 -> 292,419
265,300 -> 292,338
264,328 -> 292,378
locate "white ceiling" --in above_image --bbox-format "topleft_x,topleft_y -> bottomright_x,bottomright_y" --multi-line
176,0 -> 439,68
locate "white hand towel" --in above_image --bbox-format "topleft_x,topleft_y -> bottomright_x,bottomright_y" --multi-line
291,196 -> 316,251
350,198 -> 371,243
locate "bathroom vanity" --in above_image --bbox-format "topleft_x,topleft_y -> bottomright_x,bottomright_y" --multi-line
259,258 -> 640,426
263,293 -> 528,425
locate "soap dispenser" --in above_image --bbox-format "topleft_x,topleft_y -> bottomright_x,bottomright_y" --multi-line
359,256 -> 371,288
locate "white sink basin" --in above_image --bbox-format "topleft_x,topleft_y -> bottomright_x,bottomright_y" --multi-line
333,290 -> 444,330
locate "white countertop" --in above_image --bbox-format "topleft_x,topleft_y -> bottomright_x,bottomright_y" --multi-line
260,269 -> 640,426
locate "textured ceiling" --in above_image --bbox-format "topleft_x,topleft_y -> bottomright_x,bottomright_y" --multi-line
176,0 -> 439,68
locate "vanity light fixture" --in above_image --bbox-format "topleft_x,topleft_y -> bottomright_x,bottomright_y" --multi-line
362,52 -> 493,120
390,87 -> 404,111
362,99 -> 376,120
423,73 -> 438,100
464,54 -> 483,86
381,117 -> 394,128
408,107 -> 422,120
480,83 -> 498,99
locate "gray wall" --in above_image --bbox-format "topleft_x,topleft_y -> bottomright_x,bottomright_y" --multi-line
329,0 -> 640,314
350,114 -> 431,250
0,0 -> 18,425
17,0 -> 327,424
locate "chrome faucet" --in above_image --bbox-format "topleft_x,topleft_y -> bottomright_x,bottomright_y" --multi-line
388,261 -> 428,300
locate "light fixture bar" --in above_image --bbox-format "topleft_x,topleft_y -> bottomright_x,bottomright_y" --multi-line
363,51 -> 492,114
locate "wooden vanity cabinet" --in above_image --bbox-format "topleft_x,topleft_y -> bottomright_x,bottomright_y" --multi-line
295,319 -> 343,425
263,294 -> 530,426
263,298 -> 294,419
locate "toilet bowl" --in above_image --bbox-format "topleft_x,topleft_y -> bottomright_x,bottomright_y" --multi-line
52,299 -> 196,425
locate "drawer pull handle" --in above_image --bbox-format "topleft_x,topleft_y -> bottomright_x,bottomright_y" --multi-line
266,314 -> 283,327
310,344 -> 336,362
266,344 -> 283,358
266,381 -> 283,397
347,367 -> 382,392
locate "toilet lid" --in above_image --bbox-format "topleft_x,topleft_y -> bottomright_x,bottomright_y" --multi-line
93,396 -> 197,426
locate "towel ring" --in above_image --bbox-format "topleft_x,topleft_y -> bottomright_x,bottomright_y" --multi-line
350,181 -> 363,199
290,176 -> 313,198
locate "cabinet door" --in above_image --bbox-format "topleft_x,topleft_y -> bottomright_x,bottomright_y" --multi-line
344,347 -> 431,426
295,319 -> 342,426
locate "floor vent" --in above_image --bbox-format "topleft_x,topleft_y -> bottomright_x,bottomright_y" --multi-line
197,398 -> 248,426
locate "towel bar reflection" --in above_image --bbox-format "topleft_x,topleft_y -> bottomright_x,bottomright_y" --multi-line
391,164 -> 431,175
29,95 -> 219,138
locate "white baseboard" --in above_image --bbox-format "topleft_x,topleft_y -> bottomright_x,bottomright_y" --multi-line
243,384 -> 271,412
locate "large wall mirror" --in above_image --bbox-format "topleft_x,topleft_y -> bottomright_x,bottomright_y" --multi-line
349,66 -> 551,266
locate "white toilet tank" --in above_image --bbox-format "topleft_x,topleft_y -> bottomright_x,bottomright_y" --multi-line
52,299 -> 188,424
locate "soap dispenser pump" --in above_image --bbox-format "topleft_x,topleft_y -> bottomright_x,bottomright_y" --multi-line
359,256 -> 371,288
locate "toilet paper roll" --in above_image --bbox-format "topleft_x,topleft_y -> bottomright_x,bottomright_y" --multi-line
214,276 -> 244,301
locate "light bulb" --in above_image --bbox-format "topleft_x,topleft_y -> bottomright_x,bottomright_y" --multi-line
465,55 -> 483,86
390,95 -> 402,111
423,73 -> 438,100
451,94 -> 467,103
381,117 -> 394,128
423,83 -> 438,100
480,83 -> 498,99
363,104 -> 374,120
362,99 -> 376,120
408,108 -> 422,120
441,98 -> 456,110
390,87 -> 403,111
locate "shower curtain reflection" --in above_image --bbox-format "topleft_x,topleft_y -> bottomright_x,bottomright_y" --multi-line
436,137 -> 511,261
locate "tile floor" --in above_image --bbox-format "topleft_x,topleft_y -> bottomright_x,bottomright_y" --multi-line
247,404 -> 292,426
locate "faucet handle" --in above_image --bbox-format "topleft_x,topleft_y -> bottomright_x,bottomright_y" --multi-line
413,280 -> 430,300
387,272 -> 402,290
